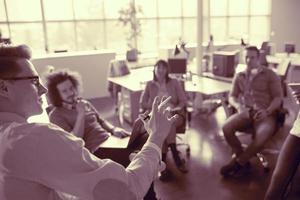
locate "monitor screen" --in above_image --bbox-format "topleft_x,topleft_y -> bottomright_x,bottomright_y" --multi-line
167,58 -> 187,74
285,43 -> 295,54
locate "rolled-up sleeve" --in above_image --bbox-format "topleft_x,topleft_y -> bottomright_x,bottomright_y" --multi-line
34,124 -> 161,200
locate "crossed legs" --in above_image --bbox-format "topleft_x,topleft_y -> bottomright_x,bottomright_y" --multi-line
221,110 -> 276,176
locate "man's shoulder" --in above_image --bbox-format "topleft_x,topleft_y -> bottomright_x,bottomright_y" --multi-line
49,106 -> 71,118
261,67 -> 280,79
2,122 -> 84,160
233,71 -> 246,81
26,122 -> 67,136
26,122 -> 81,146
3,122 -> 67,145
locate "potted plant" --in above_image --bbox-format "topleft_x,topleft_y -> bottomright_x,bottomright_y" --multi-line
118,0 -> 142,62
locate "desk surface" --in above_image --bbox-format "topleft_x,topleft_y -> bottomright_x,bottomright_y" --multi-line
98,135 -> 130,148
108,67 -> 232,95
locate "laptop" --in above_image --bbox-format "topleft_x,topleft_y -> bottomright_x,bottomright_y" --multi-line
94,118 -> 148,167
98,118 -> 147,149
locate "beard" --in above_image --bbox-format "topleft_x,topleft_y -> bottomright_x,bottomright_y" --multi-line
63,95 -> 77,105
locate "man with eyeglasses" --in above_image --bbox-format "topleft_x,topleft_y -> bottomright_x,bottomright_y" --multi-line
0,44 -> 178,200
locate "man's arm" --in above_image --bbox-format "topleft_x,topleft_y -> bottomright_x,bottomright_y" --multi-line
228,95 -> 241,111
254,71 -> 283,121
87,101 -> 129,137
228,73 -> 243,111
266,72 -> 283,115
34,96 -> 176,200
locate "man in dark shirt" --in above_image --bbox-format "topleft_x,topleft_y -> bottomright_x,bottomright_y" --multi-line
220,46 -> 283,177
45,69 -> 130,153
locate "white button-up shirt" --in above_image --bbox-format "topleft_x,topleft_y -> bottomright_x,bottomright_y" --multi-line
0,112 -> 161,200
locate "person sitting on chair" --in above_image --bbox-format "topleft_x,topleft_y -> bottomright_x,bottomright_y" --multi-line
46,69 -> 162,200
264,89 -> 300,200
220,46 -> 283,177
45,69 -> 130,153
140,59 -> 188,181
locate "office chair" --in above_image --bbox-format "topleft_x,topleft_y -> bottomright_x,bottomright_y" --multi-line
223,101 -> 288,172
107,59 -> 130,113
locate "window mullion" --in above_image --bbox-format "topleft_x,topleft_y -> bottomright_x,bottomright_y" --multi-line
3,0 -> 11,38
40,0 -> 49,53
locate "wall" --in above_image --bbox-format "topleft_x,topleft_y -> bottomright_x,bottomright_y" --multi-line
32,50 -> 116,99
271,0 -> 300,53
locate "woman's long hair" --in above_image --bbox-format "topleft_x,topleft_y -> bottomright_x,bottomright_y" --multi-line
153,59 -> 170,82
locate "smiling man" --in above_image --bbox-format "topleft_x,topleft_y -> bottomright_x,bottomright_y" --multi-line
45,69 -> 130,153
0,44 -> 178,200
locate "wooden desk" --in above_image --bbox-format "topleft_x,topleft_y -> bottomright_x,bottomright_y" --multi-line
108,67 -> 232,124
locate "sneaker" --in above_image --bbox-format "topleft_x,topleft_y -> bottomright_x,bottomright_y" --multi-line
220,160 -> 251,178
159,169 -> 173,182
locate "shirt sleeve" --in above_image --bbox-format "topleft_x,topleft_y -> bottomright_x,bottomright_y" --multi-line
269,70 -> 283,99
86,101 -> 114,134
49,110 -> 73,132
34,124 -> 161,200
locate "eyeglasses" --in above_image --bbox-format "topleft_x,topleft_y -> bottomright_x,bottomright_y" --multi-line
1,76 -> 40,87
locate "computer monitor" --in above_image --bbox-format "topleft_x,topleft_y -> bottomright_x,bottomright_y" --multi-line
167,58 -> 187,74
212,51 -> 238,77
284,43 -> 295,54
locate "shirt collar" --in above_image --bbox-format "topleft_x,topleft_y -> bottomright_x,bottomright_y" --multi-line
240,66 -> 265,76
0,112 -> 26,123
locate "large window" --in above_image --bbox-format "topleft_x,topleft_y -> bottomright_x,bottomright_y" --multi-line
209,0 -> 271,46
0,0 -> 271,55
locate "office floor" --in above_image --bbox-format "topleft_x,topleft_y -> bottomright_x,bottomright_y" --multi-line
90,97 -> 300,200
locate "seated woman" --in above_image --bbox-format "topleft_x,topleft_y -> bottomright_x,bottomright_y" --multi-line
265,90 -> 300,200
140,59 -> 188,181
